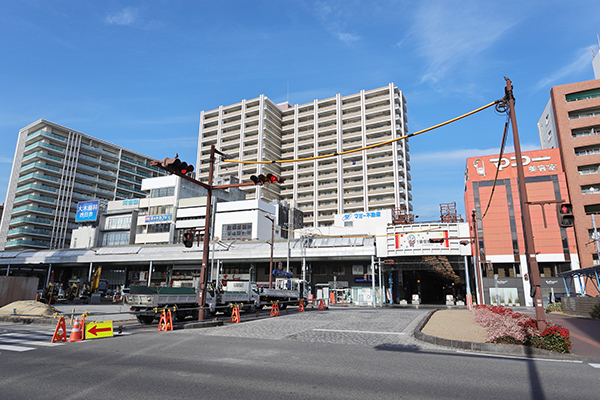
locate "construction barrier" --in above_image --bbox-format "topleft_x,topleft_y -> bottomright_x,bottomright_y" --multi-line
318,299 -> 326,311
158,309 -> 173,331
68,317 -> 83,342
299,300 -> 305,312
230,304 -> 241,323
51,316 -> 67,343
270,302 -> 280,317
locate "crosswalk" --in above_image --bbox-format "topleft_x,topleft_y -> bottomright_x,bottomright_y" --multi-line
0,329 -> 66,353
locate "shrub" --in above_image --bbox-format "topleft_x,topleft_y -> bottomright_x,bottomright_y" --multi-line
590,304 -> 600,320
472,305 -> 572,353
545,302 -> 563,313
529,325 -> 572,353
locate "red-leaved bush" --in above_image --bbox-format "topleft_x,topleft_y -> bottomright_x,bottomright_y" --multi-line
472,305 -> 571,353
473,305 -> 538,343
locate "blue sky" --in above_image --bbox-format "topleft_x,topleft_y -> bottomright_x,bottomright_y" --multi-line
1,0 -> 598,220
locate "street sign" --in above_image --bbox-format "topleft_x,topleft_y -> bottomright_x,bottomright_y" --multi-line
84,321 -> 114,339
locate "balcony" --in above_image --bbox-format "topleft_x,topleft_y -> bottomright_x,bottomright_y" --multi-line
5,239 -> 49,248
80,143 -> 119,159
8,227 -> 51,237
24,141 -> 64,155
22,151 -> 64,165
78,153 -> 118,169
12,204 -> 54,216
10,216 -> 53,226
14,194 -> 56,205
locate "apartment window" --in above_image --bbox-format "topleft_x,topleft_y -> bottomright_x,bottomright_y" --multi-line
572,126 -> 600,138
584,204 -> 600,215
105,215 -> 132,230
149,205 -> 173,215
102,231 -> 129,246
331,265 -> 345,275
344,221 -> 353,227
569,107 -> 600,120
578,164 -> 600,175
582,185 -> 600,195
147,223 -> 171,233
575,145 -> 600,156
222,223 -> 252,240
566,88 -> 600,102
150,187 -> 174,198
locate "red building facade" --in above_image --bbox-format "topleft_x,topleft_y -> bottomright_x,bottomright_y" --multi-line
464,148 -> 578,306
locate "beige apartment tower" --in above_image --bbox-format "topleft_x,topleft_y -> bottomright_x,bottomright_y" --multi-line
196,84 -> 411,228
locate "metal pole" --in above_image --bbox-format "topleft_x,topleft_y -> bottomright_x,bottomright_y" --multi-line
148,261 -> 153,286
210,197 -> 218,281
592,214 -> 600,259
505,78 -> 547,330
88,262 -> 93,283
267,215 -> 275,289
46,264 -> 52,287
197,145 -> 215,321
472,210 -> 485,304
371,255 -> 376,308
378,258 -> 383,307
6,264 -> 9,276
286,223 -> 290,273
464,255 -> 472,309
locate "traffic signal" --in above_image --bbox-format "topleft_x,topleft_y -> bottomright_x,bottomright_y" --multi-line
160,157 -> 194,176
267,173 -> 285,184
250,173 -> 285,185
183,231 -> 194,248
557,203 -> 574,227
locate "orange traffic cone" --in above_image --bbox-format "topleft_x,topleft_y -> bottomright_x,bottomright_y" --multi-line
270,302 -> 280,317
318,300 -> 326,311
51,316 -> 67,343
68,317 -> 83,342
230,305 -> 241,323
158,310 -> 173,331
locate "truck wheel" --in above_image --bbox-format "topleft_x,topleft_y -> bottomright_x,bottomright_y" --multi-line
175,311 -> 187,322
137,315 -> 154,325
279,302 -> 288,310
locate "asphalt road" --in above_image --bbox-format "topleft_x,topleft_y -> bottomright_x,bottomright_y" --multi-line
1,308 -> 599,400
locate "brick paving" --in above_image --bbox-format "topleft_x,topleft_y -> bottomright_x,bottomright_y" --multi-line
179,307 -> 443,350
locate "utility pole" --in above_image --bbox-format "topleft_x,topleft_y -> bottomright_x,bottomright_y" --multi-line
504,77 -> 547,330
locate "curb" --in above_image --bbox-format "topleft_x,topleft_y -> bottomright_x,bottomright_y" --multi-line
413,309 -> 581,361
182,320 -> 224,329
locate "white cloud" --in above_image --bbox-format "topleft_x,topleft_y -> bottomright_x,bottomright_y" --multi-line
534,48 -> 593,92
411,1 -> 516,83
410,144 -> 540,162
0,157 -> 13,163
314,1 -> 362,46
104,7 -> 138,26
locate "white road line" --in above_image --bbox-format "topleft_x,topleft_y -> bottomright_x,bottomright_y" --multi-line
0,344 -> 35,352
454,350 -> 583,363
0,337 -> 64,347
312,329 -> 405,335
589,363 -> 600,368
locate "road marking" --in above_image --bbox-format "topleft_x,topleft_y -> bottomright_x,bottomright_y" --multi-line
0,344 -> 35,352
589,363 -> 600,368
454,350 -> 583,363
0,337 -> 65,347
312,329 -> 405,335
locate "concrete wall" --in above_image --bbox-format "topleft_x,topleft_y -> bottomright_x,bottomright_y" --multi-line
0,276 -> 39,307
561,296 -> 600,317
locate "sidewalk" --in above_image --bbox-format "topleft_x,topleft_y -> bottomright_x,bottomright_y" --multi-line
530,311 -> 600,360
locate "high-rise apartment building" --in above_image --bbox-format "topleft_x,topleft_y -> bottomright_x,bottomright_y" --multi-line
0,119 -> 165,250
196,84 -> 411,228
538,78 -> 600,269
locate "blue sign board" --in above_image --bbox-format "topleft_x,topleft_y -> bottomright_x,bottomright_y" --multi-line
76,200 -> 99,222
354,277 -> 379,284
342,211 -> 382,221
145,214 -> 173,223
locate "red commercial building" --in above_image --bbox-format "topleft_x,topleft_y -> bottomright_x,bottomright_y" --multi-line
464,148 -> 578,307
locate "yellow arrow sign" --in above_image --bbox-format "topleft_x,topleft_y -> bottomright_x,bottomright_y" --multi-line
84,320 -> 114,339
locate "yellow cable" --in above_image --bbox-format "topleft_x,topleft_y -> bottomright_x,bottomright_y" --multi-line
223,101 -> 497,165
